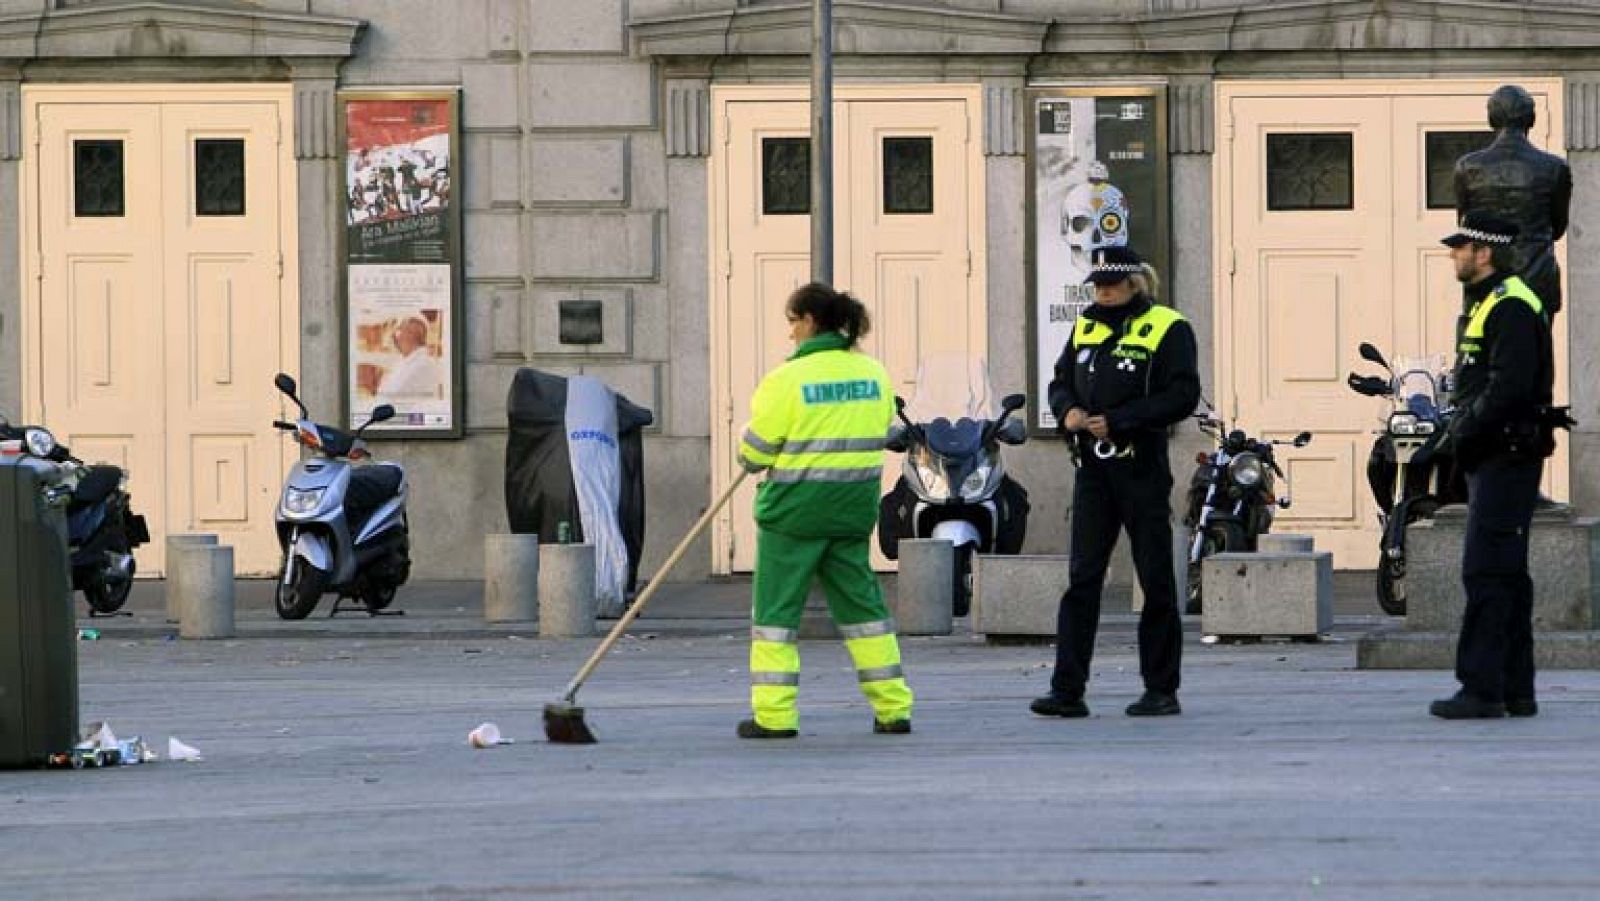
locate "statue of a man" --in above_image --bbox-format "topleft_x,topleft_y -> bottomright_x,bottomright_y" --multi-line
1453,84 -> 1573,318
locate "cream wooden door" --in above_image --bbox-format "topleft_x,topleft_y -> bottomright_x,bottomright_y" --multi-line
33,104 -> 169,567
1218,80 -> 1567,568
26,88 -> 297,576
711,86 -> 986,574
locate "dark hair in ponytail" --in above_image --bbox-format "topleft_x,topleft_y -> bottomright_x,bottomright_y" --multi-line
787,282 -> 871,347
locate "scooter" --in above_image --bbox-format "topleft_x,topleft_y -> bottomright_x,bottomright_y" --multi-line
1347,342 -> 1461,616
1182,408 -> 1311,614
879,359 -> 1030,617
0,416 -> 149,616
271,374 -> 411,620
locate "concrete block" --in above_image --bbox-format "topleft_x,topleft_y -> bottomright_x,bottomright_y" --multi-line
894,539 -> 954,636
539,543 -> 596,638
529,212 -> 659,282
484,533 -> 539,623
175,544 -> 234,640
461,62 -> 520,131
528,138 -> 629,206
164,533 -> 218,624
1407,506 -> 1600,633
527,0 -> 625,54
971,555 -> 1067,637
527,62 -> 654,129
1259,533 -> 1314,553
1358,628 -> 1600,670
1201,551 -> 1332,638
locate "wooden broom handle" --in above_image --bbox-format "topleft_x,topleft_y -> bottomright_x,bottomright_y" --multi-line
562,469 -> 751,701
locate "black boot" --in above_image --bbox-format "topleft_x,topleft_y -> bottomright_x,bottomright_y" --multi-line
1125,691 -> 1182,717
1030,694 -> 1090,718
1429,691 -> 1506,719
737,719 -> 798,739
1506,698 -> 1539,718
873,719 -> 912,734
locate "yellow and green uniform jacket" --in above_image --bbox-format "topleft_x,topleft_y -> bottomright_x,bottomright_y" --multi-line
739,332 -> 893,538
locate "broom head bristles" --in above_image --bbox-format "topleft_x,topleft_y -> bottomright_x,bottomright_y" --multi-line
543,701 -> 597,744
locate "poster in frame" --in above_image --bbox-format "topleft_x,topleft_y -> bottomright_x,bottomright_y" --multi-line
338,89 -> 464,438
1026,85 -> 1170,435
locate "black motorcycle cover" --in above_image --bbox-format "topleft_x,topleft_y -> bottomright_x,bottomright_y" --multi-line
504,369 -> 653,594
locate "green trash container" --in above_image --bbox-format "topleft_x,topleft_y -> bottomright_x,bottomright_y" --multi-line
0,454 -> 78,768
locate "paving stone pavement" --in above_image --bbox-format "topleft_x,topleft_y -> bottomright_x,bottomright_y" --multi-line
5,581 -> 1599,900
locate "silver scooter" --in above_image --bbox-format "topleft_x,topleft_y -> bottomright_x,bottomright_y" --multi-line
271,373 -> 411,619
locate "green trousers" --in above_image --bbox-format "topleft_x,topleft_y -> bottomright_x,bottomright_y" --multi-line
749,529 -> 914,730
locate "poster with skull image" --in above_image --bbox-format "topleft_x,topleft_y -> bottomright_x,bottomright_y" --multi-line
1029,89 -> 1167,432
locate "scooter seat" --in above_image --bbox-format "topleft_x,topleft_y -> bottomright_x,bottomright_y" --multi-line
71,465 -> 123,508
346,465 -> 404,532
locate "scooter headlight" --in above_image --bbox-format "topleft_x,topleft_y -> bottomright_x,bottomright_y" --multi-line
1228,454 -> 1264,488
24,427 -> 56,459
283,486 -> 326,516
959,464 -> 998,503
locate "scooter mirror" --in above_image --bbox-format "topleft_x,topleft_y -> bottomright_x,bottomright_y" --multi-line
1294,431 -> 1313,447
1358,342 -> 1390,370
895,395 -> 908,412
274,373 -> 298,397
1001,393 -> 1026,413
370,404 -> 396,423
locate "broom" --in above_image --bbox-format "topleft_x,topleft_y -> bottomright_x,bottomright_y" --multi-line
544,470 -> 751,743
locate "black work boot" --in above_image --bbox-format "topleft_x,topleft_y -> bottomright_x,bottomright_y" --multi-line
873,719 -> 912,734
737,719 -> 798,739
1125,691 -> 1182,717
1506,698 -> 1539,718
1429,691 -> 1507,719
1030,694 -> 1090,718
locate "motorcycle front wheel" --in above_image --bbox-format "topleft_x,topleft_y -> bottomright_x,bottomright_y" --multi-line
952,545 -> 974,618
275,556 -> 327,620
1375,496 -> 1439,617
1186,521 -> 1246,616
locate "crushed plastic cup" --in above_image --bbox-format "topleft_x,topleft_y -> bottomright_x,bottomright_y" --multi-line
77,629 -> 101,641
468,722 -> 511,748
167,737 -> 203,762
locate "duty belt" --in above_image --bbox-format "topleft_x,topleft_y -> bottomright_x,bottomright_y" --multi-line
1069,435 -> 1135,468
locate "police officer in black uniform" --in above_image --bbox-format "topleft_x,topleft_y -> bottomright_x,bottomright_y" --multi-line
1032,247 -> 1201,719
1432,213 -> 1561,720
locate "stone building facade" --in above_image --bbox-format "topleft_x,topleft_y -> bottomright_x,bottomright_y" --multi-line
2,0 -> 1599,584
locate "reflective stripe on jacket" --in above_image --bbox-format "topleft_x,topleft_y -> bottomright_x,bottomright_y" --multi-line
739,331 -> 893,537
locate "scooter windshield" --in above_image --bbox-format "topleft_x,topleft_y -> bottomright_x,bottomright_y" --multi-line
903,356 -> 997,457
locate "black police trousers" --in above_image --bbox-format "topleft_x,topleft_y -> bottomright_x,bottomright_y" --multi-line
1456,455 -> 1544,703
1052,455 -> 1182,698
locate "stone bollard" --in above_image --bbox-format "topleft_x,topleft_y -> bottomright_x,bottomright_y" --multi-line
176,544 -> 234,640
1258,533 -> 1315,553
539,542 -> 596,638
484,534 -> 540,623
164,533 -> 219,623
894,539 -> 954,636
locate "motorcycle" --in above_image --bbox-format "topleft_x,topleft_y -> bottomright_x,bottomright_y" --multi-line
271,374 -> 411,620
879,357 -> 1030,617
0,415 -> 149,616
1347,341 -> 1462,616
1183,410 -> 1311,614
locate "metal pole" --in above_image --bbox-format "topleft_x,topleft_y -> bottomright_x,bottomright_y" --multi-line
810,0 -> 833,286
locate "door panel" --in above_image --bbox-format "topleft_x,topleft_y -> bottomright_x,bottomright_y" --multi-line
162,103 -> 287,574
1227,96 -> 1392,564
36,104 -> 169,570
713,88 -> 985,573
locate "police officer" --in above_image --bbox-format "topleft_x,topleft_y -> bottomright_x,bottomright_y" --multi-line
1454,85 -> 1572,321
1032,247 -> 1200,719
1431,213 -> 1558,720
736,282 -> 914,739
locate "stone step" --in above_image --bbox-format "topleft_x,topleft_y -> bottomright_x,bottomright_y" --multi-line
1358,628 -> 1600,669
